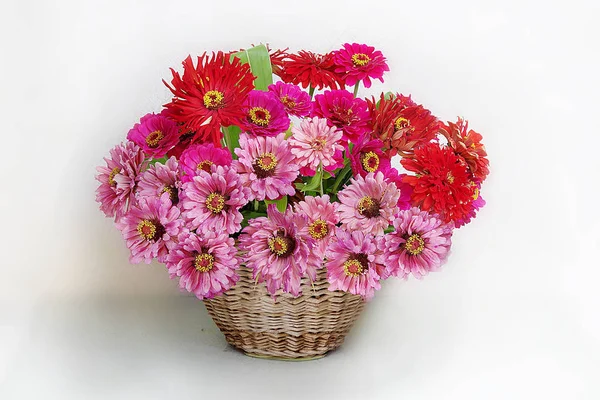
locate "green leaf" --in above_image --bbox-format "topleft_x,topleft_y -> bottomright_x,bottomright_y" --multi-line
222,125 -> 241,159
265,197 -> 288,213
331,165 -> 352,193
149,156 -> 168,165
295,168 -> 323,193
376,91 -> 395,108
232,44 -> 273,91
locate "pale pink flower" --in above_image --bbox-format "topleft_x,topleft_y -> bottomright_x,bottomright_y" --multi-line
166,230 -> 240,299
381,207 -> 453,279
115,193 -> 183,264
96,141 -> 146,220
233,133 -> 299,201
289,117 -> 344,172
326,228 -> 385,300
180,165 -> 249,235
293,195 -> 338,260
338,172 -> 400,236
137,157 -> 180,205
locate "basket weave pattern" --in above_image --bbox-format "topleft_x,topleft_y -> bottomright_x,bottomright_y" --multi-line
204,266 -> 365,359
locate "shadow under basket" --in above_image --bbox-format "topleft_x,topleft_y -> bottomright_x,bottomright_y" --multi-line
204,266 -> 365,360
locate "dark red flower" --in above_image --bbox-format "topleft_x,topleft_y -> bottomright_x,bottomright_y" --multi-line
367,93 -> 440,157
401,142 -> 475,224
440,118 -> 489,183
162,52 -> 255,146
278,51 -> 345,90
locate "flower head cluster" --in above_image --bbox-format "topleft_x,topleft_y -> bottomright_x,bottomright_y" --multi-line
96,43 -> 489,304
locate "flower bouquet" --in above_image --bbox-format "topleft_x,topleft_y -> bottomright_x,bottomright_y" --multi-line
96,43 -> 489,359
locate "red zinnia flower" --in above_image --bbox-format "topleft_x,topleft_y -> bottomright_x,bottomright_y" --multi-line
278,51 -> 345,90
401,142 -> 475,224
332,43 -> 390,88
163,52 -> 255,146
440,118 -> 490,183
367,93 -> 440,157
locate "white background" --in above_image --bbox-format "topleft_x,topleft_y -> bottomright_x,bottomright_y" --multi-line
1,0 -> 599,398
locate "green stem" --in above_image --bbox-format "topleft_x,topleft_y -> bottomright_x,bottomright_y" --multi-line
253,200 -> 259,211
353,82 -> 360,98
319,163 -> 324,196
222,126 -> 232,153
308,85 -> 315,99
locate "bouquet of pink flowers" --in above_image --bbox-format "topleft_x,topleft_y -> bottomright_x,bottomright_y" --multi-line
96,43 -> 489,301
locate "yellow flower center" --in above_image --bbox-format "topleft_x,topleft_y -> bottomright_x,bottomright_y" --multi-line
360,151 -> 380,173
253,152 -> 278,178
280,95 -> 296,109
206,192 -> 225,214
446,172 -> 455,184
161,185 -> 179,204
473,186 -> 479,200
357,196 -> 380,218
108,167 -> 120,187
311,138 -> 327,151
394,117 -> 410,131
404,234 -> 425,256
268,237 -> 288,256
351,53 -> 371,66
248,107 -> 271,126
136,219 -> 164,241
145,130 -> 164,148
203,90 -> 225,109
308,219 -> 328,240
197,160 -> 213,172
343,259 -> 364,276
194,253 -> 215,272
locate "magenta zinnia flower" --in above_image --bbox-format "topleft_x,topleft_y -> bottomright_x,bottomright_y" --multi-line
325,228 -> 384,300
268,81 -> 312,117
180,165 -> 249,235
381,207 -> 453,279
239,90 -> 290,136
294,195 -> 339,260
179,143 -> 232,183
332,43 -> 390,88
348,134 -> 392,178
115,193 -> 183,264
166,230 -> 240,300
289,117 -> 344,173
455,183 -> 486,228
338,172 -> 400,236
127,113 -> 179,158
312,90 -> 370,142
239,205 -> 319,297
233,133 -> 299,201
137,157 -> 180,205
96,141 -> 146,220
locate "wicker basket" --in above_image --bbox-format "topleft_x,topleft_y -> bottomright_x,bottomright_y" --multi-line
204,265 -> 365,360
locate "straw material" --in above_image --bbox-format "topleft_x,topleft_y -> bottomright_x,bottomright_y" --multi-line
204,266 -> 365,359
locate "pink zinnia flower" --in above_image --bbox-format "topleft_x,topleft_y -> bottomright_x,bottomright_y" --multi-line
381,207 -> 453,279
312,90 -> 370,142
289,117 -> 344,173
268,81 -> 312,117
325,228 -> 384,300
239,90 -> 290,136
179,143 -> 232,183
348,134 -> 392,178
239,205 -> 319,297
180,165 -> 249,235
115,193 -> 183,264
294,195 -> 339,260
96,141 -> 146,220
127,113 -> 179,158
338,172 -> 400,236
332,43 -> 390,88
233,133 -> 299,201
166,230 -> 240,300
137,157 -> 180,205
383,168 -> 413,211
455,182 -> 486,228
